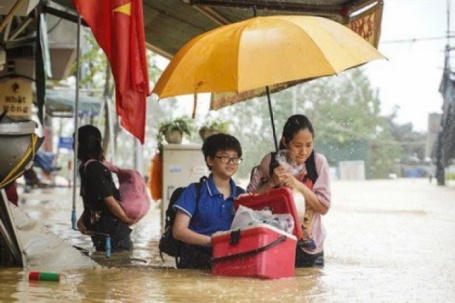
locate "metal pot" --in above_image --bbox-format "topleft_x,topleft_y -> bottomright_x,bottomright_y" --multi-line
0,112 -> 43,189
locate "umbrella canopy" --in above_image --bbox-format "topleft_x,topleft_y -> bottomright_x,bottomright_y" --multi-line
152,15 -> 385,149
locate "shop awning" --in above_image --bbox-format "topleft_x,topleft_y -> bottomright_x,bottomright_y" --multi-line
45,89 -> 101,118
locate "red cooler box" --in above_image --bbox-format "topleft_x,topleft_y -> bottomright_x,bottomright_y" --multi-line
234,187 -> 304,240
211,224 -> 297,279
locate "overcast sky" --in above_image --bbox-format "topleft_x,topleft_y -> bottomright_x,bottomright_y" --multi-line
365,0 -> 453,131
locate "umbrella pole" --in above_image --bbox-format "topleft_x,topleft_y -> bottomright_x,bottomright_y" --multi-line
266,86 -> 279,152
192,93 -> 197,119
71,14 -> 82,230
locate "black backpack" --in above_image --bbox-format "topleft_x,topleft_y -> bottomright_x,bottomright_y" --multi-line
158,177 -> 205,264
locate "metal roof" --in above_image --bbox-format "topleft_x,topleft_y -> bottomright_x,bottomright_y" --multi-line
145,0 -> 383,58
47,0 -> 383,58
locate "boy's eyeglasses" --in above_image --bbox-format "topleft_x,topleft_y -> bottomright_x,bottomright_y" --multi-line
214,156 -> 243,165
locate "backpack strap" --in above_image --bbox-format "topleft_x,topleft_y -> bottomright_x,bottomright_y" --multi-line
83,159 -> 102,174
249,165 -> 260,183
235,186 -> 245,195
192,176 -> 207,216
194,182 -> 203,206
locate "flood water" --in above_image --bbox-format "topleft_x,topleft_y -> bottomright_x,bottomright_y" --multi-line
1,178 -> 454,302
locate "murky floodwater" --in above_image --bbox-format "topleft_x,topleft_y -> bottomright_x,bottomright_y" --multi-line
1,179 -> 454,302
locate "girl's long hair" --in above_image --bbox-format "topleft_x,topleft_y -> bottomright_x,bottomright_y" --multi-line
76,125 -> 105,162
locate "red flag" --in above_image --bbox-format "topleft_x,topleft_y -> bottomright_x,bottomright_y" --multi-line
72,0 -> 150,143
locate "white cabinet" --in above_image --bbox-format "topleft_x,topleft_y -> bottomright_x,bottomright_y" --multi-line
161,144 -> 208,228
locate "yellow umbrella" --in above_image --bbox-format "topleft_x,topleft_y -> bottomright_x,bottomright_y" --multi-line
152,15 -> 385,150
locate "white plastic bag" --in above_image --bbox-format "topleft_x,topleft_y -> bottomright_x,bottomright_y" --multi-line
231,205 -> 294,234
275,149 -> 305,176
275,150 -> 306,222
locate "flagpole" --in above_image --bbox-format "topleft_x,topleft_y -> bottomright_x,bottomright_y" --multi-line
71,13 -> 82,230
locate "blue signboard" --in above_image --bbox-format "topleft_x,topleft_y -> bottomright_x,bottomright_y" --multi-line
58,137 -> 74,150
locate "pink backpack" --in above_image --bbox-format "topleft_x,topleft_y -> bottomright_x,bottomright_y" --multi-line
85,160 -> 151,221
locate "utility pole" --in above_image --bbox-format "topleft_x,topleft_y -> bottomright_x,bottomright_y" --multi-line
436,132 -> 445,185
436,0 -> 451,186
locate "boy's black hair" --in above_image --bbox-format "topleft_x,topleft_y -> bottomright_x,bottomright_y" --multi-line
76,125 -> 104,161
202,133 -> 242,169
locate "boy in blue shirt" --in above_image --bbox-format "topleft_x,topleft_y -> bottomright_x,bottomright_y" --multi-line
173,133 -> 245,269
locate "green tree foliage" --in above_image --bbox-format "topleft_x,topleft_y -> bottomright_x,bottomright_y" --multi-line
68,33 -> 108,90
301,69 -> 402,178
383,108 -> 427,162
219,68 -> 402,180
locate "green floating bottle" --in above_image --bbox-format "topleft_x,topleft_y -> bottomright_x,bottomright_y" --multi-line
29,271 -> 60,282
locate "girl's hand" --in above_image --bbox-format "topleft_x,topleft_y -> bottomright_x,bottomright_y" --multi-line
127,217 -> 139,226
272,165 -> 287,186
121,214 -> 139,226
281,174 -> 299,189
77,218 -> 88,234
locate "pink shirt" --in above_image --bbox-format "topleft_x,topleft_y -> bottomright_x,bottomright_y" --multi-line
247,152 -> 332,254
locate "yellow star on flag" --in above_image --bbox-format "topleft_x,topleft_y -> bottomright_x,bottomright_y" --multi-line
113,3 -> 131,16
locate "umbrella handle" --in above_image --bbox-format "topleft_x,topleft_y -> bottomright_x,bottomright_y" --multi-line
266,86 -> 279,152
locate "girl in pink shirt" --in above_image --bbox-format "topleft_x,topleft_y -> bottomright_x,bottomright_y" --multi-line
247,114 -> 331,267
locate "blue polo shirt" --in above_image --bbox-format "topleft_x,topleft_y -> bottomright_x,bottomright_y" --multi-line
173,175 -> 242,236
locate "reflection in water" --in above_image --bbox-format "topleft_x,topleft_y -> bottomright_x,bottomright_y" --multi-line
1,179 -> 454,302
